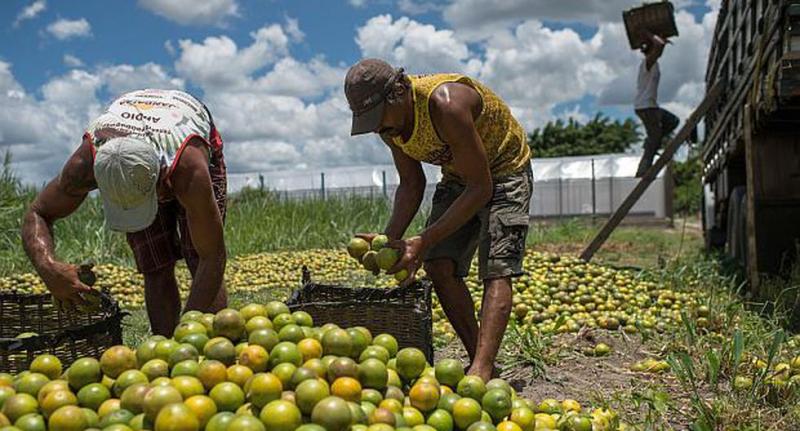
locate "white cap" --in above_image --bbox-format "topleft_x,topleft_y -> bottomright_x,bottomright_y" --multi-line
93,136 -> 160,233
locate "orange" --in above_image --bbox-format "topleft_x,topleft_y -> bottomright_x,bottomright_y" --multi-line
77,383 -> 111,410
173,321 -> 208,343
205,412 -> 235,431
14,373 -> 48,398
372,334 -> 398,357
303,359 -> 327,379
239,345 -> 269,373
403,406 -> 425,427
0,374 -> 13,387
359,346 -> 391,364
268,342 -> 303,368
456,376 -> 487,400
212,308 -> 245,342
47,405 -> 87,431
358,359 -> 388,390
2,393 -> 38,422
170,376 -> 205,399
496,420 -> 521,431
327,357 -> 359,382
196,360 -> 227,391
321,328 -> 353,357
347,329 -> 370,358
100,346 -> 137,379
168,344 -> 199,368
298,339 -> 323,362
41,390 -> 77,418
383,386 -> 405,403
561,399 -> 581,413
154,340 -> 180,363
228,414 -> 266,431
135,337 -> 161,366
278,324 -> 306,343
396,348 -> 427,382
245,316 -> 273,334
295,378 -> 330,415
143,385 -> 183,421
409,382 -> 440,413
438,393 -> 461,414
452,398 -> 482,430
240,304 -> 268,322
361,388 -> 383,406
154,402 -> 199,431
368,424 -> 394,431
435,359 -> 465,389
482,388 -> 512,423
536,399 -> 560,415
112,370 -> 148,398
387,369 -> 402,388
369,407 -> 396,426
533,413 -> 556,429
226,365 -> 253,388
272,314 -> 295,332
203,337 -> 236,366
289,367 -> 318,389
247,373 -> 283,408
96,398 -> 121,418
426,408 -> 454,431
271,363 -> 297,387
97,408 -> 134,428
510,407 -> 534,431
265,301 -> 290,320
170,360 -> 200,378
208,382 -> 244,412
311,396 -> 352,431
259,400 -> 301,431
36,380 -> 69,405
140,359 -> 170,381
248,329 -> 280,352
467,422 -> 496,431
331,377 -> 362,402
378,398 -> 403,414
119,383 -> 149,415
183,395 -> 217,429
0,386 -> 14,409
181,311 -> 204,322
291,311 -> 314,327
14,412 -> 46,430
29,355 -> 62,380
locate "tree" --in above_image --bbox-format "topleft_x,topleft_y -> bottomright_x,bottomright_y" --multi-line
528,114 -> 641,158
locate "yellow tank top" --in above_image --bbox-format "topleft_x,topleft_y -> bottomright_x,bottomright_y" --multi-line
392,73 -> 531,178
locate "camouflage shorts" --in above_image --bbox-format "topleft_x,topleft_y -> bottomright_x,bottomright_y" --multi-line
423,164 -> 533,280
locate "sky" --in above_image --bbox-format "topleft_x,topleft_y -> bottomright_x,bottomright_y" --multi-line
0,0 -> 720,184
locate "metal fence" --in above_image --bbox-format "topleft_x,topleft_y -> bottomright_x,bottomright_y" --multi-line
227,153 -> 673,220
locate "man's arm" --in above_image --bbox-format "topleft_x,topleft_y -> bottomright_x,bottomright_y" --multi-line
22,141 -> 97,307
389,83 -> 492,279
644,31 -> 666,70
382,136 -> 426,240
171,141 -> 226,312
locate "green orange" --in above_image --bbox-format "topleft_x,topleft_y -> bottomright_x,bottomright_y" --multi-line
259,400 -> 301,431
29,355 -> 62,381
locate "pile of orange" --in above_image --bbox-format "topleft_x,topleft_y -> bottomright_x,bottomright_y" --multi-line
0,301 -> 620,431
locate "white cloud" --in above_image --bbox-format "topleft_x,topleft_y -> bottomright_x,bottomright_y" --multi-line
98,63 -> 185,97
349,0 -> 367,7
164,40 -> 176,56
62,54 -> 84,68
14,0 -> 46,27
46,18 -> 91,40
284,16 -> 305,43
137,0 -> 238,26
397,0 -> 441,15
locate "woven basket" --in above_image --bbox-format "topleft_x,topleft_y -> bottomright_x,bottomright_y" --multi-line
287,267 -> 434,363
623,1 -> 679,49
0,291 -> 126,374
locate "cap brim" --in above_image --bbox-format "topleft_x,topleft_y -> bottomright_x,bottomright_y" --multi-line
100,189 -> 158,233
350,101 -> 385,136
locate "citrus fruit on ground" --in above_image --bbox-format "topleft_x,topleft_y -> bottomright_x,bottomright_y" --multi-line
205,411 -> 235,431
170,359 -> 200,378
197,360 -> 227,391
437,392 -> 461,413
96,398 -> 121,417
143,385 -> 183,421
119,383 -> 149,415
289,367 -> 318,389
260,400 -> 302,431
265,301 -> 290,319
361,388 -> 383,406
396,348 -> 427,381
240,304 -> 268,322
246,316 -> 273,334
154,402 -> 199,431
247,373 -> 283,408
349,401 -> 367,425
112,370 -> 148,398
0,386 -> 15,410
228,414 -> 266,431
452,398 -> 482,430
29,355 -> 62,381
362,251 -> 379,272
40,390 -> 77,418
331,377 -> 361,402
327,357 -> 359,381
376,248 -> 400,271
81,407 -> 98,428
34,380 -> 67,405
409,382 -> 440,413
100,346 -> 137,379
181,332 -> 209,353
426,408 -> 454,431
153,340 -> 180,362
383,386 -> 405,403
312,396 -> 352,431
135,337 -> 161,365
208,382 -> 244,412
203,338 -> 236,366
482,389 -> 512,422
510,407 -> 534,431
168,344 -> 199,368
298,339 -> 323,362
272,314 -> 295,332
98,408 -> 135,428
226,365 -> 253,388
269,342 -> 303,368
467,422 -> 497,431
170,376 -> 205,398
360,345 -> 391,363
2,394 -> 38,422
14,373 -> 49,397
321,328 -> 353,357
359,359 -> 388,390
348,238 -> 371,259
292,311 -> 314,327
48,405 -> 87,431
457,376 -> 487,400
248,329 -> 280,352
140,359 -> 169,381
534,413 -> 557,429
346,329 -> 369,357
183,395 -> 216,429
181,311 -> 203,322
238,345 -> 269,373
173,321 -> 207,343
372,334 -> 399,357
435,359 -> 465,388
402,406 -> 425,427
278,324 -> 306,343
496,420 -> 522,431
536,399 -> 560,415
212,309 -> 245,341
485,379 -> 512,396
561,399 -> 581,413
295,378 -> 330,415
14,412 -> 46,431
272,363 -> 297,387
566,415 -> 592,431
379,398 -> 404,414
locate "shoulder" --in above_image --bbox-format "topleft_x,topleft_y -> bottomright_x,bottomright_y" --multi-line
429,82 -> 480,119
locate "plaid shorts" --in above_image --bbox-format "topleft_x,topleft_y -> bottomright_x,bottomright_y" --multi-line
126,128 -> 227,275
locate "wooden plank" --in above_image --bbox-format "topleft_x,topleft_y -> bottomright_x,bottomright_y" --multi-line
580,80 -> 726,262
743,105 -> 759,294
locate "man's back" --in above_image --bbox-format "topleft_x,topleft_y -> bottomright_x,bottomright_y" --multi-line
634,59 -> 660,110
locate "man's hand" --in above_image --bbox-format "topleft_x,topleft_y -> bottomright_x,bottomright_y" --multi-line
387,236 -> 427,287
41,261 -> 95,309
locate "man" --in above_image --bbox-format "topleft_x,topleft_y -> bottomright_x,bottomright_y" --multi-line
22,89 -> 227,336
634,31 -> 680,177
344,59 -> 532,381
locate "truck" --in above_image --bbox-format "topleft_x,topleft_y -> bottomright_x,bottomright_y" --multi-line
702,0 -> 800,293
